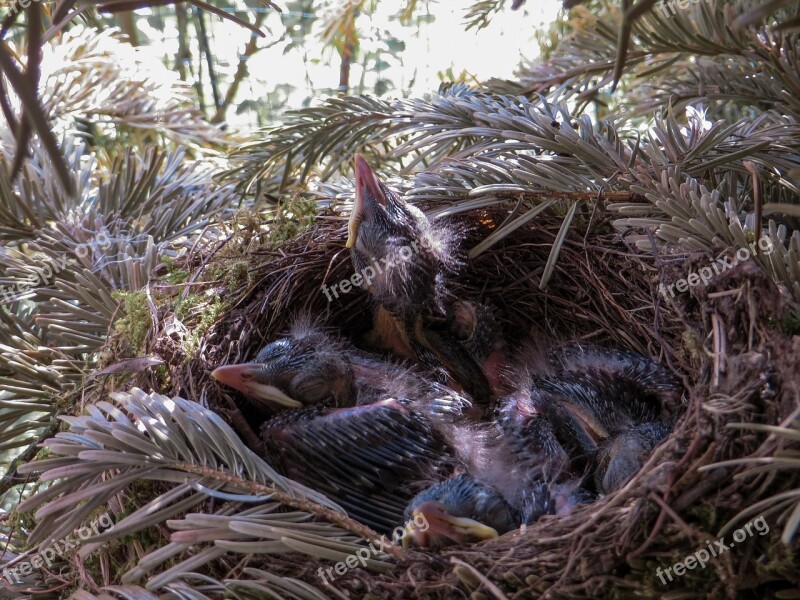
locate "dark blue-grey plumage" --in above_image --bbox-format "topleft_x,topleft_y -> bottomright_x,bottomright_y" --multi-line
262,399 -> 455,534
403,473 -> 518,547
345,156 -> 506,408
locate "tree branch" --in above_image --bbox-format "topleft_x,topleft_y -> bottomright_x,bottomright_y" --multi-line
211,9 -> 268,124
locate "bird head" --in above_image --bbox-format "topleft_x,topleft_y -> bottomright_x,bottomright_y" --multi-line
346,155 -> 454,314
494,387 -> 576,479
402,474 -> 517,548
211,329 -> 356,410
596,421 -> 669,494
414,300 -> 507,405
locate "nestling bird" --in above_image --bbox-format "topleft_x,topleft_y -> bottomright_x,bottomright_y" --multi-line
403,472 -> 594,548
402,473 -> 518,547
212,320 -> 472,533
347,154 -> 458,319
346,155 -> 506,406
401,416 -> 591,548
211,324 -> 353,410
401,371 -> 595,550
503,343 -> 683,495
211,318 -> 470,419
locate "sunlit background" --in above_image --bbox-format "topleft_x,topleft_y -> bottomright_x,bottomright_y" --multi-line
132,1 -> 562,128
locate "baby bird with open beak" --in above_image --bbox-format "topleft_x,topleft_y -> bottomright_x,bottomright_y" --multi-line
345,155 -> 507,408
346,154 -> 458,319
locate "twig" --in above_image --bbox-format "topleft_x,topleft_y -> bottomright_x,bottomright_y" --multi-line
212,9 -> 270,123
195,6 -> 221,115
450,557 -> 510,600
175,1 -> 191,80
647,492 -> 700,541
0,416 -> 58,497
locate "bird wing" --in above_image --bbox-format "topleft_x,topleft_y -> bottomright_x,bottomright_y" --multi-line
348,352 -> 472,420
550,344 -> 683,413
261,400 -> 451,533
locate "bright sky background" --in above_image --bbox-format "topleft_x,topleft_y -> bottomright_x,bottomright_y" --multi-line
139,1 -> 563,129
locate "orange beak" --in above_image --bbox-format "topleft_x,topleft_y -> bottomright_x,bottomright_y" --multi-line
346,154 -> 386,249
211,364 -> 303,408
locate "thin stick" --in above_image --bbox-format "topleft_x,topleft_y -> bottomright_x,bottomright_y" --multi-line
450,558 -> 510,600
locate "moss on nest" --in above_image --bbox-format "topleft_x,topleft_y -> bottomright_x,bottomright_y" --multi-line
174,293 -> 227,358
111,289 -> 151,356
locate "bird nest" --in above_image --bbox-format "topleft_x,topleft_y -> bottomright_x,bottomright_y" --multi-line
124,207 -> 798,599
